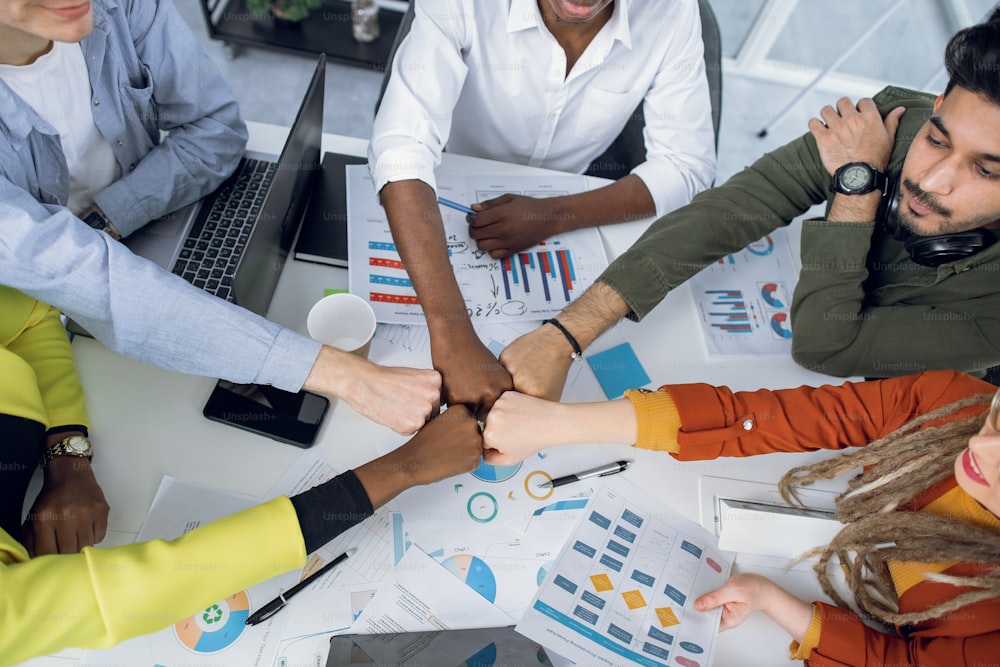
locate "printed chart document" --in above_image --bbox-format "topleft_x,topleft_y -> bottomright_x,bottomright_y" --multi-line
349,546 -> 515,633
347,166 -> 609,324
517,479 -> 733,667
688,229 -> 800,357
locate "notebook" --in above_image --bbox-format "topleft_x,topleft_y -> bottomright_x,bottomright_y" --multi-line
293,151 -> 367,267
123,54 -> 326,317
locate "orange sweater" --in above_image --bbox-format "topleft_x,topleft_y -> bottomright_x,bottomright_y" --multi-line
625,370 -> 1000,667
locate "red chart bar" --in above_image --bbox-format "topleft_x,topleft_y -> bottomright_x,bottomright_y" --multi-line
370,257 -> 406,270
370,292 -> 420,305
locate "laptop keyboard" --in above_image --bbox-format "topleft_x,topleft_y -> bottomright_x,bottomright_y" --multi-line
170,158 -> 277,302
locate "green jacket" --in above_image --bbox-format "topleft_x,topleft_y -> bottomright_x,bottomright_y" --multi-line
599,86 -> 1000,378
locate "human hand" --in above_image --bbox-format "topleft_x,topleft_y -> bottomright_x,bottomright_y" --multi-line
307,347 -> 441,435
482,392 -> 570,465
432,334 -> 512,418
393,405 -> 484,485
23,456 -> 109,557
695,572 -> 814,642
694,573 -> 779,631
354,405 -> 484,509
499,325 -> 574,400
468,194 -> 563,258
808,97 -> 906,175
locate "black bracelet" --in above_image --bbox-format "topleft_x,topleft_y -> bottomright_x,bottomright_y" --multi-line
543,318 -> 583,361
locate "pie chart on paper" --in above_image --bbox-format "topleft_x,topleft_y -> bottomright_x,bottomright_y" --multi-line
442,554 -> 498,603
174,590 -> 250,653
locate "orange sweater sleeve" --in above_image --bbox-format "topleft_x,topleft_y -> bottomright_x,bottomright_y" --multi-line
636,370 -> 992,461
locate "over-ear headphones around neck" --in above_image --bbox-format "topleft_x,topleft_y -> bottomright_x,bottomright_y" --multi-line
879,177 -> 997,267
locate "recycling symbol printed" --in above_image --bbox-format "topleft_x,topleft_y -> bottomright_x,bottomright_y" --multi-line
202,604 -> 223,625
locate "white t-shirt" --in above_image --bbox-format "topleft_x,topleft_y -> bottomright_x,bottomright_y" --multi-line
0,40 -> 120,216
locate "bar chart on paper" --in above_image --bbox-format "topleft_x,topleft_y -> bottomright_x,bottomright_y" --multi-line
689,231 -> 799,357
500,242 -> 581,303
346,166 -> 609,324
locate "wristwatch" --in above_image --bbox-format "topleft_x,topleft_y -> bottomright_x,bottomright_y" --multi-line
830,162 -> 888,196
40,435 -> 94,468
82,208 -> 121,240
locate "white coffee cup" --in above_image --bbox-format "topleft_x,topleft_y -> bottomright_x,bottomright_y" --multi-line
306,293 -> 377,358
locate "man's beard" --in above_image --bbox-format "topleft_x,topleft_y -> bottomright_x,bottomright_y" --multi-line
895,178 -> 998,236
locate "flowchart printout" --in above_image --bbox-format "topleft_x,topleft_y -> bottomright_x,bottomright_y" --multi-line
688,229 -> 800,357
517,479 -> 732,667
347,166 -> 609,324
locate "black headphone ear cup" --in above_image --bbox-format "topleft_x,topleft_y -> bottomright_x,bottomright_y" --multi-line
903,232 -> 996,267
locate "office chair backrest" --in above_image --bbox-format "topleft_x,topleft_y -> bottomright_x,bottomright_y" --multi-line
374,0 -> 723,181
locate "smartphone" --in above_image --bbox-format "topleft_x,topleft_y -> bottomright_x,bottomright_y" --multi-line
203,380 -> 329,448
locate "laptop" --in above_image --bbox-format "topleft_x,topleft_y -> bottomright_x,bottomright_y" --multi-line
123,54 -> 325,317
326,627 -> 557,667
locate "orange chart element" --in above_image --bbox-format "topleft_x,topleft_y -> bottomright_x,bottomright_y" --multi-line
524,471 -> 554,500
655,606 -> 681,628
590,573 -> 614,592
621,589 -> 647,610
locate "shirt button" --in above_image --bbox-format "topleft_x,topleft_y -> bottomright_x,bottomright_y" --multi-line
128,164 -> 136,171
93,98 -> 100,106
742,419 -> 754,431
116,139 -> 123,147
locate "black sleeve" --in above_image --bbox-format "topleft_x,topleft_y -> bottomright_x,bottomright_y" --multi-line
289,470 -> 374,553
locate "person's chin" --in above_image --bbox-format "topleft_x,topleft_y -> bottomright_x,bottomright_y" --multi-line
551,0 -> 605,21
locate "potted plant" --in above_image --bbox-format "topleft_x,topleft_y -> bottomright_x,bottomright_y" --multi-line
247,0 -> 323,23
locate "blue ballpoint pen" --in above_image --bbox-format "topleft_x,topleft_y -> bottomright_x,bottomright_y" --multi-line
437,196 -> 476,215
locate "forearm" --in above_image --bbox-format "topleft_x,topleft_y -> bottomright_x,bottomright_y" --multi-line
381,180 -> 477,343
555,281 -> 632,350
0,497 -> 306,665
2,188 -> 319,391
762,585 -> 814,643
548,175 -> 656,232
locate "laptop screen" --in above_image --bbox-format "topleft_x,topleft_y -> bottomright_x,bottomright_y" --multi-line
327,627 -> 555,667
232,54 -> 325,316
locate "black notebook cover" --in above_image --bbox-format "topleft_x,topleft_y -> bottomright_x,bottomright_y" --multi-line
294,152 -> 368,267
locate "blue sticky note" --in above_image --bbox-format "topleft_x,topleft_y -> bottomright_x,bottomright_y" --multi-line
586,342 -> 650,398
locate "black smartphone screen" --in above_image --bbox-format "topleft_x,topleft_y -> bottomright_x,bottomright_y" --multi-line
203,380 -> 329,448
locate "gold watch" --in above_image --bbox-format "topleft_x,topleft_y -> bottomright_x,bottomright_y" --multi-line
40,435 -> 94,468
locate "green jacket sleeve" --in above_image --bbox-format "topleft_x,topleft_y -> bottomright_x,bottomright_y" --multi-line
597,109 -> 829,320
0,496 -> 307,665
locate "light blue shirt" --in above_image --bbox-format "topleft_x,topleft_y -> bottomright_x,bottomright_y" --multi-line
0,0 -> 320,390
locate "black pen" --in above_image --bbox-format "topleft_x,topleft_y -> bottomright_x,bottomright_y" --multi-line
245,547 -> 355,626
539,460 -> 632,489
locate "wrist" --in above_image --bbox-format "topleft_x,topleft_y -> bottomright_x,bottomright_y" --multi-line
43,454 -> 94,483
542,318 -> 583,361
828,192 -> 882,223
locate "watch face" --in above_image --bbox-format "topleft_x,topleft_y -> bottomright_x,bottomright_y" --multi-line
843,165 -> 870,189
65,436 -> 92,455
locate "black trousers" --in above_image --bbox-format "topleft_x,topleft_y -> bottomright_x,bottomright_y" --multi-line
0,415 -> 44,541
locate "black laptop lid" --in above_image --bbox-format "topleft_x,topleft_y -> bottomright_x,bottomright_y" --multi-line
232,54 -> 325,316
327,627 -> 554,667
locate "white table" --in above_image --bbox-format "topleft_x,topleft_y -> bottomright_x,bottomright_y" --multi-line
22,124 -> 850,667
